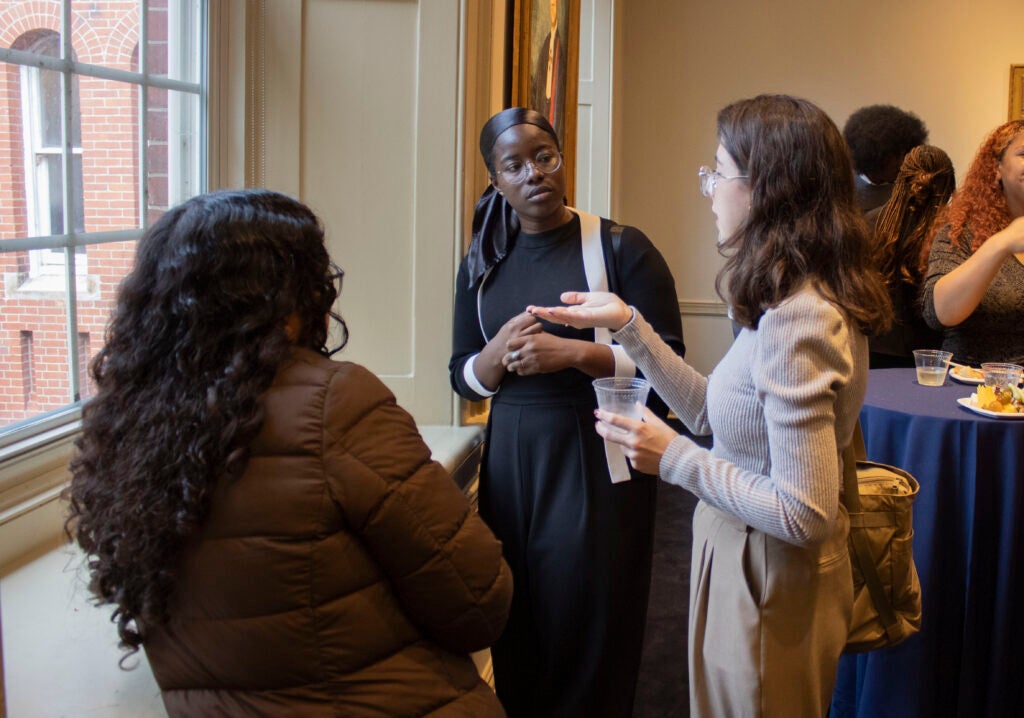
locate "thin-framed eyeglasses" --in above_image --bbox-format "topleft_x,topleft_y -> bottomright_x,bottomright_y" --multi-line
698,165 -> 748,197
328,262 -> 345,291
497,151 -> 563,184
325,262 -> 348,356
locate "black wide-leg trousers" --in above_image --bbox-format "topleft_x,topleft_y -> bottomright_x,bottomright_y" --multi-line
479,392 -> 656,718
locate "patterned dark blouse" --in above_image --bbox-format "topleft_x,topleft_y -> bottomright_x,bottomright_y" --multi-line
921,225 -> 1024,365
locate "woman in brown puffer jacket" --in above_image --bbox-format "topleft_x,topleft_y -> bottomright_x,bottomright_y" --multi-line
66,189 -> 512,717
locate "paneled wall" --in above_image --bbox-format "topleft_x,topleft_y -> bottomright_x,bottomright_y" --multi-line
242,0 -> 465,426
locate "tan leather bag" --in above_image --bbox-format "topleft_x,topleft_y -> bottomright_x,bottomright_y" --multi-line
842,422 -> 923,653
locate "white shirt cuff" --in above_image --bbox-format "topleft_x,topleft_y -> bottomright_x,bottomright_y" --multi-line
610,345 -> 636,378
464,354 -> 498,398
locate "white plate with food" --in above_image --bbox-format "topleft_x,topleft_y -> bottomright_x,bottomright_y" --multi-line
949,364 -> 985,385
957,392 -> 1024,420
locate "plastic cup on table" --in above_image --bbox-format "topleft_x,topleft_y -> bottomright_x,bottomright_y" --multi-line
592,377 -> 651,432
980,362 -> 1024,391
912,349 -> 953,386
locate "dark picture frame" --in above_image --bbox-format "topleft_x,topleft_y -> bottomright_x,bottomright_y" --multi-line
512,0 -> 580,204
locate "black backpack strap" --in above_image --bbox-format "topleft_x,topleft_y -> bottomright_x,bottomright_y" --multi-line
610,223 -> 623,254
606,224 -> 624,296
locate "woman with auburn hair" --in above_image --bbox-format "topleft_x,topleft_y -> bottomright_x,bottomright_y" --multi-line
868,144 -> 954,368
921,120 -> 1024,365
532,94 -> 892,717
67,189 -> 512,717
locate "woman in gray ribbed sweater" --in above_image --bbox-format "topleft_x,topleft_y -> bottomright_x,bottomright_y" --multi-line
532,95 -> 892,717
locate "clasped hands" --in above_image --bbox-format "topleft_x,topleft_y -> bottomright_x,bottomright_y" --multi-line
498,312 -> 564,377
500,291 -> 632,375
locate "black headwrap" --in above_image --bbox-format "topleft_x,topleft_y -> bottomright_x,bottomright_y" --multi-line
464,108 -> 561,289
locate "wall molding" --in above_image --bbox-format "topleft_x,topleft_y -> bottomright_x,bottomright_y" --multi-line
678,299 -> 729,317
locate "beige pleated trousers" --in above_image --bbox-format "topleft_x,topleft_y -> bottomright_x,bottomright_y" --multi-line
688,501 -> 853,718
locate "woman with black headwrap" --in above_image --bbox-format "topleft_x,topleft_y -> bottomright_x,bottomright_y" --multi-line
449,107 -> 685,717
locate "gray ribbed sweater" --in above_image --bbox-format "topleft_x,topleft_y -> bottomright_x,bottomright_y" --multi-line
613,289 -> 868,547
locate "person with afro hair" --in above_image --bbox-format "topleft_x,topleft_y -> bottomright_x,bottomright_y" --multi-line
843,104 -> 929,212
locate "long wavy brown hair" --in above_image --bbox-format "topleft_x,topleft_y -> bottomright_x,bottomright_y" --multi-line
873,145 -> 955,286
65,189 -> 347,661
715,95 -> 892,333
937,120 -> 1024,252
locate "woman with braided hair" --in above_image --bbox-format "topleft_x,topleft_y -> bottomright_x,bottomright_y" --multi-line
67,189 -> 512,717
868,145 -> 955,368
922,120 -> 1024,365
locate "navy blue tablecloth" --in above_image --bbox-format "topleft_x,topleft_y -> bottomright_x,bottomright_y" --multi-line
831,369 -> 1024,717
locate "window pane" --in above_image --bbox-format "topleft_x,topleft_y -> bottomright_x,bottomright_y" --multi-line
41,156 -> 86,234
39,64 -> 63,147
75,239 -> 138,402
147,0 -> 203,84
146,88 -> 200,223
45,155 -> 64,233
0,236 -> 137,430
78,75 -> 143,233
0,298 -> 73,431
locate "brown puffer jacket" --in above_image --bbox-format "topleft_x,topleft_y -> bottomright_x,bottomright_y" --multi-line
144,348 -> 512,717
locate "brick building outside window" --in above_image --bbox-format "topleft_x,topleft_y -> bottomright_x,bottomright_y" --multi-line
0,0 -> 205,440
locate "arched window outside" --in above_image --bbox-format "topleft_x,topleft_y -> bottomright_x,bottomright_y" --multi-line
18,30 -> 86,276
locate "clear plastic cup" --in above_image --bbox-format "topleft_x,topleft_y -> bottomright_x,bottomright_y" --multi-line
912,349 -> 953,386
592,377 -> 651,431
980,362 -> 1024,391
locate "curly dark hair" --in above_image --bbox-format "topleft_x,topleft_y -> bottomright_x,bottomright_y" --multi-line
715,95 -> 893,334
873,145 -> 955,286
936,120 -> 1024,252
843,104 -> 928,179
65,189 -> 347,661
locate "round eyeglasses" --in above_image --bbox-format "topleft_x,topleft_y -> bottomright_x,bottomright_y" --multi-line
698,165 -> 748,197
497,151 -> 563,184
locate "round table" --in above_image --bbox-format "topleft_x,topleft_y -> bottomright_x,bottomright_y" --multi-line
831,368 -> 1024,717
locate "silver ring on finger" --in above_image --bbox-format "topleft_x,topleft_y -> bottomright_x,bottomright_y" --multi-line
511,350 -> 520,362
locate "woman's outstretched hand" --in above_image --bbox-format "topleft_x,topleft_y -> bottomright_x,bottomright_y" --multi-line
528,291 -> 633,332
594,406 -> 677,475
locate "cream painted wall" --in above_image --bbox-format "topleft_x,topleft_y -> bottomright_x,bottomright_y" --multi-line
248,0 -> 465,426
614,0 -> 1022,372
